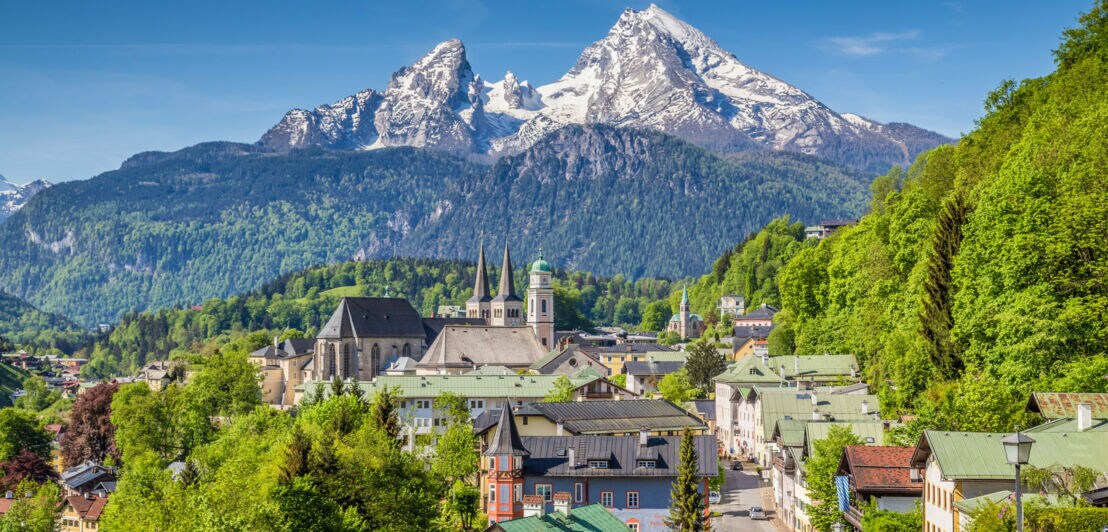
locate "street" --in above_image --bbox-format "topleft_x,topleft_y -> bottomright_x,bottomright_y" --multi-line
712,465 -> 782,532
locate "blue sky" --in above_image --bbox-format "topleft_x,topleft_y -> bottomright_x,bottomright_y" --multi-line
0,0 -> 1093,183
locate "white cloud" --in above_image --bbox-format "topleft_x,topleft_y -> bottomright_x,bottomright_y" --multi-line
822,30 -> 921,56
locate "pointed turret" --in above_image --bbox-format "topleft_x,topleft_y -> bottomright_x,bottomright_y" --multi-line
484,406 -> 530,456
680,283 -> 689,308
467,244 -> 491,303
492,242 -> 521,302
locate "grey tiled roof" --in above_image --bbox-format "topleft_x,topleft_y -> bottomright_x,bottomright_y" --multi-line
422,317 -> 486,345
623,360 -> 684,376
317,297 -> 425,339
528,400 -> 707,434
521,435 -> 718,477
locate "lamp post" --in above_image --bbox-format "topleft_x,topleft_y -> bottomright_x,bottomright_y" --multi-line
1001,431 -> 1035,532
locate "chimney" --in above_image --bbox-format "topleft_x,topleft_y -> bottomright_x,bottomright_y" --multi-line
794,356 -> 800,374
779,365 -> 786,378
553,491 -> 572,515
760,352 -> 769,366
810,392 -> 818,406
861,400 -> 869,415
274,336 -> 279,349
1078,403 -> 1092,432
850,365 -> 857,378
556,422 -> 565,436
812,409 -> 821,421
567,448 -> 576,468
522,495 -> 546,517
3,490 -> 11,499
639,427 -> 649,446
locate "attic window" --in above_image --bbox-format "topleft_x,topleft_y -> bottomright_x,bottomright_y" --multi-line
588,460 -> 609,469
865,437 -> 875,444
556,449 -> 567,457
749,368 -> 757,375
636,460 -> 656,469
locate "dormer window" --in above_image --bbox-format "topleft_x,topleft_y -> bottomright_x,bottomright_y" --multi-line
636,460 -> 656,469
588,460 -> 609,469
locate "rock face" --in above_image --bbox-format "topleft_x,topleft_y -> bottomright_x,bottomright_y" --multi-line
0,175 -> 50,223
259,5 -> 953,171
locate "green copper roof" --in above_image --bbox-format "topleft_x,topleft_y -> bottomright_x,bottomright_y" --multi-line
493,504 -> 630,531
299,370 -> 602,400
714,356 -> 787,385
681,283 -> 689,305
529,248 -> 552,273
916,430 -> 1108,480
804,421 -> 887,457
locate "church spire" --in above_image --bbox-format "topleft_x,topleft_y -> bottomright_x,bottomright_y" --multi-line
493,242 -> 521,302
468,243 -> 491,303
483,405 -> 530,457
681,283 -> 689,307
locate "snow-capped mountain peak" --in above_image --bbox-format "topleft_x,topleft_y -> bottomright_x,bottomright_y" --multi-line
258,6 -> 952,171
0,175 -> 52,222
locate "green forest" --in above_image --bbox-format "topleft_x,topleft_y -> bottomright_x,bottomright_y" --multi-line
0,125 -> 868,328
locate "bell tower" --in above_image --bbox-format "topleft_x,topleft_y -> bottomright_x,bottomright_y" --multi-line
490,243 -> 524,326
467,243 -> 492,320
527,249 -> 555,349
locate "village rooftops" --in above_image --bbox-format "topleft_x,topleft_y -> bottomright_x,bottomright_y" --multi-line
1026,392 -> 1108,420
486,503 -> 630,532
64,493 -> 109,522
765,354 -> 859,381
910,430 -> 1108,480
714,356 -> 787,385
753,388 -> 880,440
316,297 -> 426,339
418,325 -> 548,371
736,303 -> 778,321
623,360 -> 684,377
805,421 -> 887,456
837,446 -> 921,496
298,370 -> 605,400
519,434 -> 718,478
512,399 -> 708,435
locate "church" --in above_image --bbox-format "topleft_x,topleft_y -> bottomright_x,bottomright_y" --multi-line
296,242 -> 556,385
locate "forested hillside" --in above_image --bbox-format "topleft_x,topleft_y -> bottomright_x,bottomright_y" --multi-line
0,292 -> 84,350
767,3 -> 1108,434
0,126 -> 866,327
72,258 -> 677,377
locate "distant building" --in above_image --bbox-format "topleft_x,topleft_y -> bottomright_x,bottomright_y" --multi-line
836,446 -> 922,529
310,297 -> 427,381
733,303 -> 778,328
416,325 -> 549,375
60,493 -> 108,532
717,295 -> 745,320
473,399 -> 707,443
666,285 -> 704,340
249,338 -> 315,407
624,357 -> 685,396
529,345 -> 608,376
60,461 -> 116,497
804,219 -> 857,239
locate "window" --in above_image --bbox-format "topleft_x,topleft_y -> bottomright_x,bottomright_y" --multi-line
403,343 -> 411,357
588,460 -> 609,469
628,522 -> 640,532
536,484 -> 552,502
415,399 -> 431,409
522,416 -> 528,425
627,491 -> 640,509
489,483 -> 496,503
342,344 -> 352,378
488,457 -> 495,469
514,483 -> 523,502
469,399 -> 485,410
636,460 -> 656,469
541,299 -> 547,314
600,491 -> 614,508
371,344 -> 381,375
574,482 -> 584,503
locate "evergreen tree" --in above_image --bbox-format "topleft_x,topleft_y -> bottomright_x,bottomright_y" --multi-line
665,429 -> 706,532
371,387 -> 401,440
684,339 -> 727,394
919,192 -> 968,377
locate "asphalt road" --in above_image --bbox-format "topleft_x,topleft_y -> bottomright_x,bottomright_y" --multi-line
712,464 -> 781,532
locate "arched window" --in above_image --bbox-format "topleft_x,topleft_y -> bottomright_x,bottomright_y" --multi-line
541,299 -> 547,314
403,343 -> 412,357
326,344 -> 336,377
371,344 -> 381,377
342,344 -> 352,379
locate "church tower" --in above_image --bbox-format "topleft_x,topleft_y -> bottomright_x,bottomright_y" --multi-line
679,283 -> 691,340
467,244 -> 492,320
527,249 -> 555,349
490,243 -> 524,326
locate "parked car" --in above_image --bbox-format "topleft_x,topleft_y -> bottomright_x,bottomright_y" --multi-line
708,491 -> 721,505
750,506 -> 766,520
730,460 -> 743,471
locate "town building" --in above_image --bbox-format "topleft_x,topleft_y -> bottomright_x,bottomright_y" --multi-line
416,325 -> 549,375
624,357 -> 684,396
666,285 -> 704,340
731,325 -> 775,360
591,345 -> 679,376
803,219 -> 856,239
60,493 -> 108,532
1026,392 -> 1108,420
527,250 -> 555,349
713,356 -> 788,458
764,354 -> 861,389
733,303 -> 778,328
528,345 -> 609,377
249,337 -> 315,407
836,446 -> 922,529
60,461 -> 117,497
717,295 -> 745,321
479,407 -> 718,531
310,297 -> 428,381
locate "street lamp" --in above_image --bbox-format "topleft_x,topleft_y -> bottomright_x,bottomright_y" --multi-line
1001,431 -> 1035,532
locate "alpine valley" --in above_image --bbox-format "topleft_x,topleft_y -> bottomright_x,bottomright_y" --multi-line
0,5 -> 952,327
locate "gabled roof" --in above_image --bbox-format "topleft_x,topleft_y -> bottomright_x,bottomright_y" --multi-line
837,446 -> 920,495
418,325 -> 548,370
765,354 -> 858,381
488,504 -> 630,531
485,406 -> 530,456
422,317 -> 486,345
283,338 -> 315,357
529,345 -> 606,375
623,360 -> 684,376
520,435 -> 718,478
805,421 -> 886,458
737,303 -> 778,321
757,390 -> 879,441
65,494 -> 109,522
732,325 -> 775,342
692,399 -> 716,421
1027,392 -> 1108,420
519,400 -> 708,435
316,297 -> 425,339
714,356 -> 786,385
911,430 -> 1108,480
772,419 -> 810,447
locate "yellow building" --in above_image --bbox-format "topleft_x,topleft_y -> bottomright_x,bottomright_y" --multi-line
60,494 -> 107,532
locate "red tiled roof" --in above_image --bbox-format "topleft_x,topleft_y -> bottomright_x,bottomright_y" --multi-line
840,446 -> 922,495
1027,393 -> 1108,420
0,498 -> 13,515
66,494 -> 109,521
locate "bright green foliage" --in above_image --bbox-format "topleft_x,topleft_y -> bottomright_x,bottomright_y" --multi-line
432,422 -> 479,486
0,292 -> 83,353
0,480 -> 60,532
0,408 -> 51,461
665,429 -> 706,532
684,339 -> 727,394
771,1 -> 1108,428
805,425 -> 861,532
860,499 -> 922,531
1026,505 -> 1108,532
370,387 -> 401,440
14,376 -> 60,412
608,373 -> 627,388
543,376 -> 576,403
658,369 -> 702,405
639,300 -> 671,332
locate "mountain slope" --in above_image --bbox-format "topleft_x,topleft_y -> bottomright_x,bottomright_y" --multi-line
260,5 -> 953,172
0,291 -> 82,347
0,127 -> 866,326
